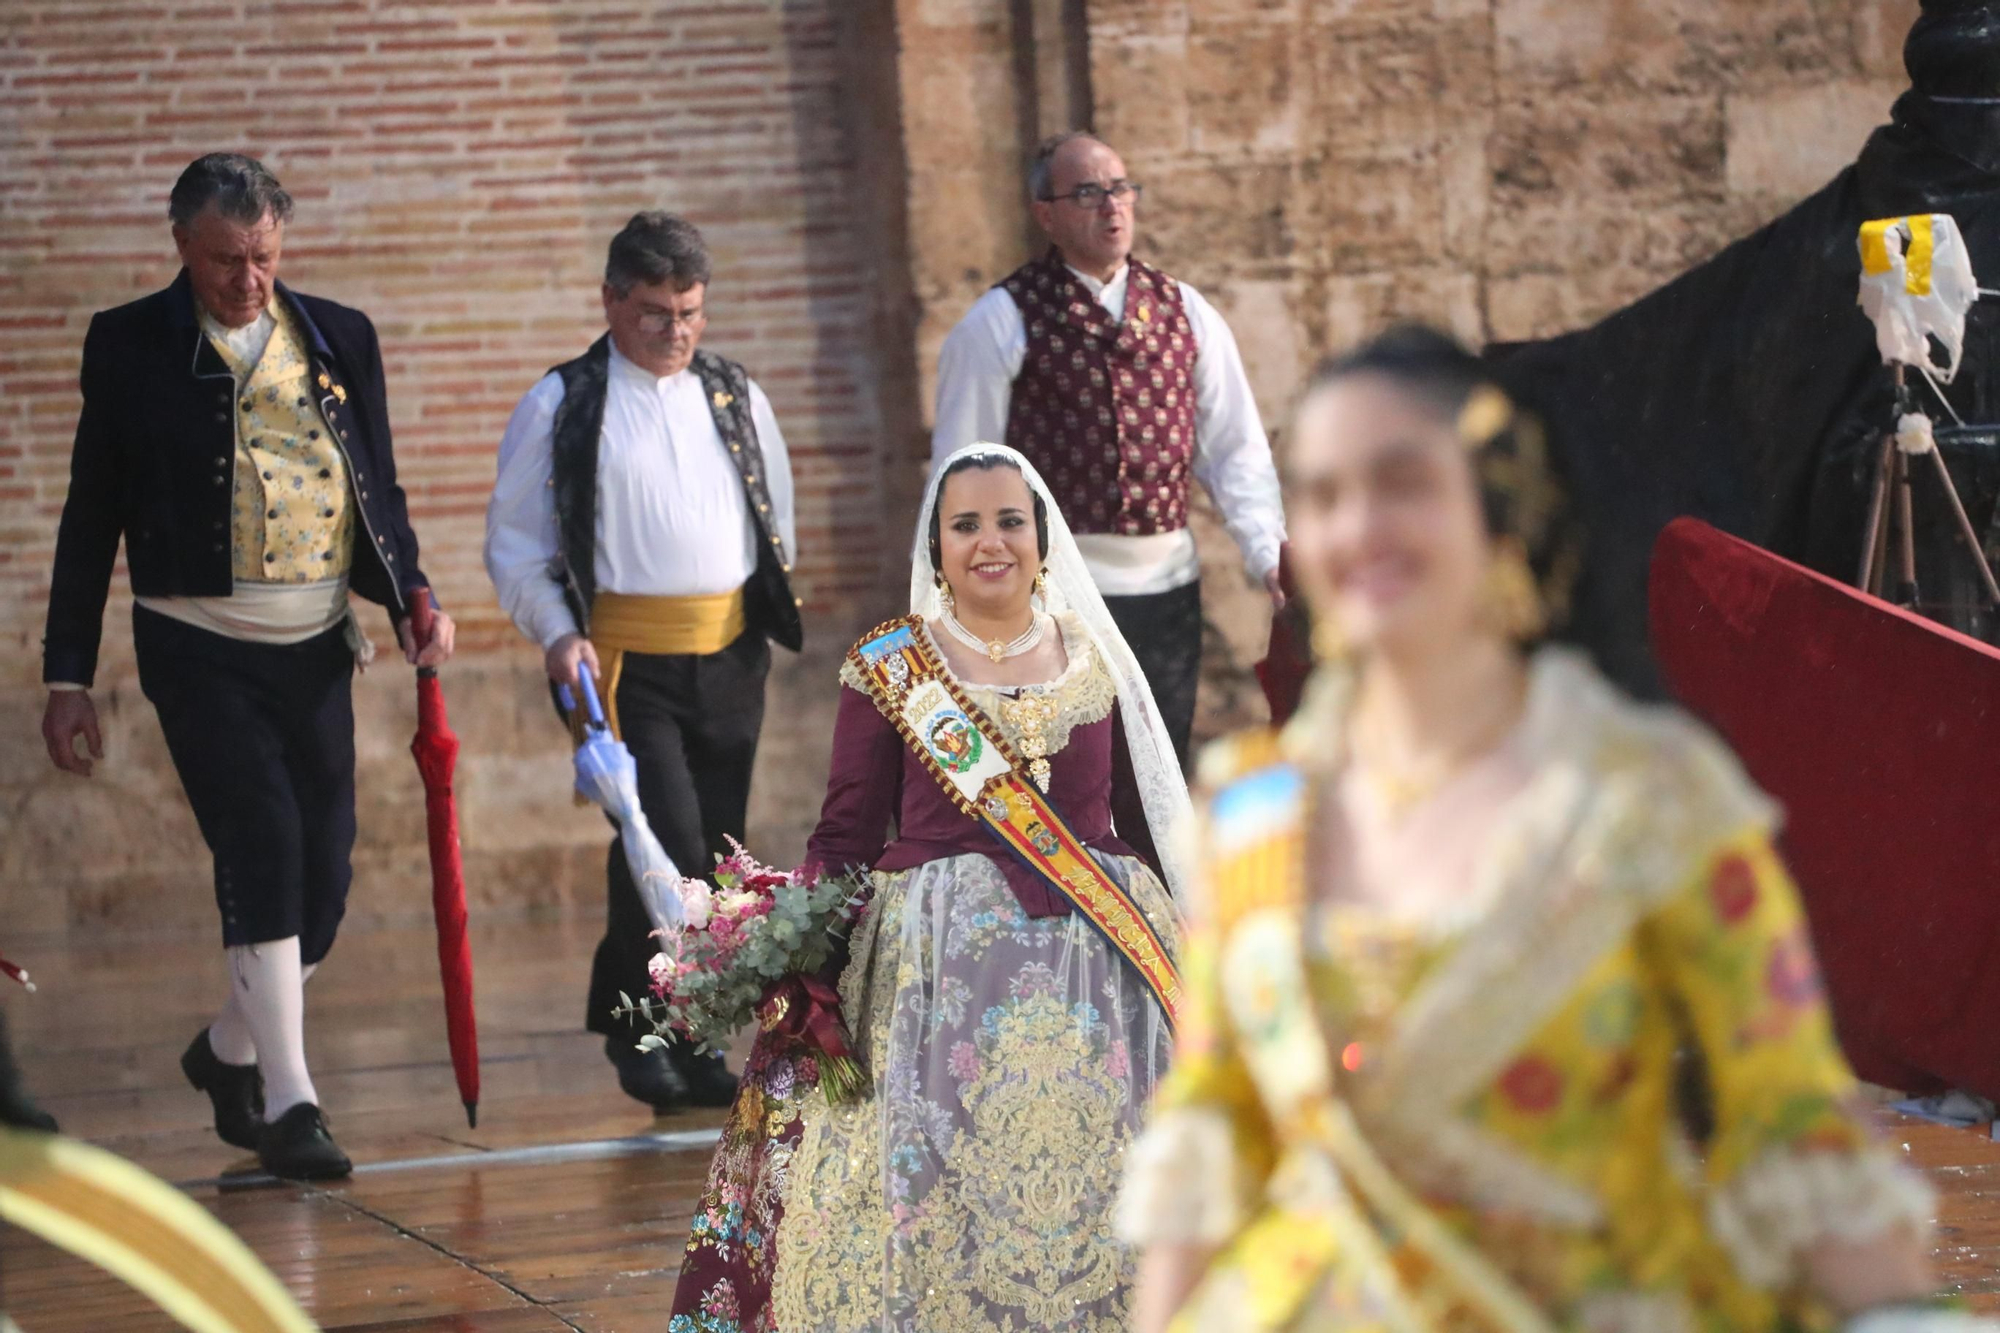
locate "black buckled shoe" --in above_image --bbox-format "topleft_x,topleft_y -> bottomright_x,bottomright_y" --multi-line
181,1029 -> 264,1151
671,1045 -> 740,1109
604,1035 -> 689,1113
257,1103 -> 351,1180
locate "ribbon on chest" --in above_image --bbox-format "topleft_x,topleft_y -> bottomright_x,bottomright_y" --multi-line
850,616 -> 1181,1023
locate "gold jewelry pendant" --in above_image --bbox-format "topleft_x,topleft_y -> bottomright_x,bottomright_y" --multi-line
986,641 -> 1005,663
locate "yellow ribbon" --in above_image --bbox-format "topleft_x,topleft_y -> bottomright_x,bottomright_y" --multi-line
0,1127 -> 318,1333
1859,215 -> 1937,295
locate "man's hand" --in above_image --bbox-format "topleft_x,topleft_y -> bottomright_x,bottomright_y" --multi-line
545,633 -> 601,689
398,607 -> 457,668
1263,568 -> 1287,611
42,691 -> 103,777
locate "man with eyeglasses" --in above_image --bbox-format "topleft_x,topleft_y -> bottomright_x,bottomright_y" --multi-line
932,131 -> 1286,769
485,211 -> 799,1112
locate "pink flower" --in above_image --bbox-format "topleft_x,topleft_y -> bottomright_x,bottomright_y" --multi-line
1106,1041 -> 1130,1080
702,1278 -> 740,1320
948,1041 -> 980,1081
707,916 -> 739,948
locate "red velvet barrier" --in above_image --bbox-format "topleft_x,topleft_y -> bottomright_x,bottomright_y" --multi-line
1650,517 -> 2000,1098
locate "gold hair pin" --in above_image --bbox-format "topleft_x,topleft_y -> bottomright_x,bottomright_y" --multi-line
1457,383 -> 1512,447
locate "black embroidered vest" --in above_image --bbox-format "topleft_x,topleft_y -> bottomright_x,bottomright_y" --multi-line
547,337 -> 802,652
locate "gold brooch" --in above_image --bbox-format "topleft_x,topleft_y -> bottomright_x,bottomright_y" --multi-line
316,372 -> 331,389
331,384 -> 347,403
712,390 -> 735,409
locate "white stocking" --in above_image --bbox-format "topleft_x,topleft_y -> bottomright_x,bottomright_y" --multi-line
218,936 -> 319,1117
209,959 -> 319,1067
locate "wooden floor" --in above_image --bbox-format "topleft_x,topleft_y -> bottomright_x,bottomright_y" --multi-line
2,920 -> 735,1331
5,919 -> 2000,1329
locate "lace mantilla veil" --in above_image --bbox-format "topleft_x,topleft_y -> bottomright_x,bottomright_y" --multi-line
912,442 -> 1196,901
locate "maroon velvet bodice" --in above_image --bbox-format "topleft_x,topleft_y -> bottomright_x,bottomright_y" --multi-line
803,684 -> 1158,917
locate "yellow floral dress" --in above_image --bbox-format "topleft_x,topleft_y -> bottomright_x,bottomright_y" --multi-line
1116,649 -> 1933,1333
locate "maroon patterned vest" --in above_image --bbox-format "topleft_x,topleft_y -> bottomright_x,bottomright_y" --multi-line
1001,251 -> 1199,535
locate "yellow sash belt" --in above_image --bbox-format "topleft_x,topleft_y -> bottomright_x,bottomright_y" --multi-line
591,589 -> 747,740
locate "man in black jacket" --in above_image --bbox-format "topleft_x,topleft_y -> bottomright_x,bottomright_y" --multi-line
39,153 -> 454,1179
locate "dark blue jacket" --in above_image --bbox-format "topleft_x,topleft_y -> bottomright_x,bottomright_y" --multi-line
43,271 -> 430,686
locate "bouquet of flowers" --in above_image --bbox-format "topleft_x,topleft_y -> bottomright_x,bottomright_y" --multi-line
616,838 -> 869,1104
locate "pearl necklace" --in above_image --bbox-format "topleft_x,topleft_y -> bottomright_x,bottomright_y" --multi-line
941,607 -> 1046,663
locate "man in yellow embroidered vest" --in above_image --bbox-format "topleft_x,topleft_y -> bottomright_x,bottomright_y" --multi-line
484,213 -> 800,1111
40,153 -> 455,1180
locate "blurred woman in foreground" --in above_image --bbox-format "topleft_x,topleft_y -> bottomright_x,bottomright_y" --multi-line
1118,325 -> 1970,1333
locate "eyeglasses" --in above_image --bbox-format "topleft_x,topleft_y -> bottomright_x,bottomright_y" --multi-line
1042,181 -> 1143,209
635,306 -> 706,334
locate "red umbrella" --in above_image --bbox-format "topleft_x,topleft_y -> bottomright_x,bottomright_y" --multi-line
407,596 -> 480,1127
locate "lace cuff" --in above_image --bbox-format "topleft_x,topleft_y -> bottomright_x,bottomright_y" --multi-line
1706,1147 -> 1935,1288
1114,1108 -> 1252,1247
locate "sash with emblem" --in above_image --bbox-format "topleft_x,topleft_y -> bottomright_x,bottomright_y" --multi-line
849,616 -> 1181,1023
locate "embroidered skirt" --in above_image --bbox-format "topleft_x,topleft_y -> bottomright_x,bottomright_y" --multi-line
668,850 -> 1176,1333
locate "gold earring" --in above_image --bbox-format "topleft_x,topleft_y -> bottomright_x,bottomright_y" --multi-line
1033,568 -> 1048,599
936,572 -> 955,611
1483,541 -> 1546,641
1310,607 -> 1348,662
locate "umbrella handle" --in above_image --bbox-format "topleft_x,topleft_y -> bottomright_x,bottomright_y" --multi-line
576,661 -> 608,730
407,589 -> 438,679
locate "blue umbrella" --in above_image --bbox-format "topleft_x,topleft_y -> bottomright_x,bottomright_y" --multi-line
559,663 -> 690,938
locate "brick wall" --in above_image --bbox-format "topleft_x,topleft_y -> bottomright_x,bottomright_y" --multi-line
0,1 -> 903,941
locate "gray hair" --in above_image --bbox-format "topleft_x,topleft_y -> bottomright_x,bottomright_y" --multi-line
1027,131 -> 1107,202
605,212 -> 712,297
168,153 -> 294,229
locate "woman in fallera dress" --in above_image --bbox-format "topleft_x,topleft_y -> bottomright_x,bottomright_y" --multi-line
1117,326 -> 1978,1333
670,442 -> 1191,1333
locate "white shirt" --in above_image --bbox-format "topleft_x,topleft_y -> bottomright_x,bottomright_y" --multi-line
202,305 -> 277,369
484,342 -> 796,650
931,262 -> 1285,596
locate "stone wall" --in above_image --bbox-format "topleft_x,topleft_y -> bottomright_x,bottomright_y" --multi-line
0,1 -> 901,942
1080,0 -> 1918,720
881,1 -> 1922,742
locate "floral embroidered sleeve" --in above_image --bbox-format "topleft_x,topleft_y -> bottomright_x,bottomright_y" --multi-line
1642,833 -> 1933,1289
1115,913 -> 1279,1248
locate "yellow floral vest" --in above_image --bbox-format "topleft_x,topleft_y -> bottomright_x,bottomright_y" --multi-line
208,306 -> 354,583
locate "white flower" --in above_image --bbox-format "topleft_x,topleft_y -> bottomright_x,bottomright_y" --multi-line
714,889 -> 764,917
678,878 -> 713,930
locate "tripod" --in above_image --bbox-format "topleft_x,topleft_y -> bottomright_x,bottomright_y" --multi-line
1854,367 -> 2000,612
